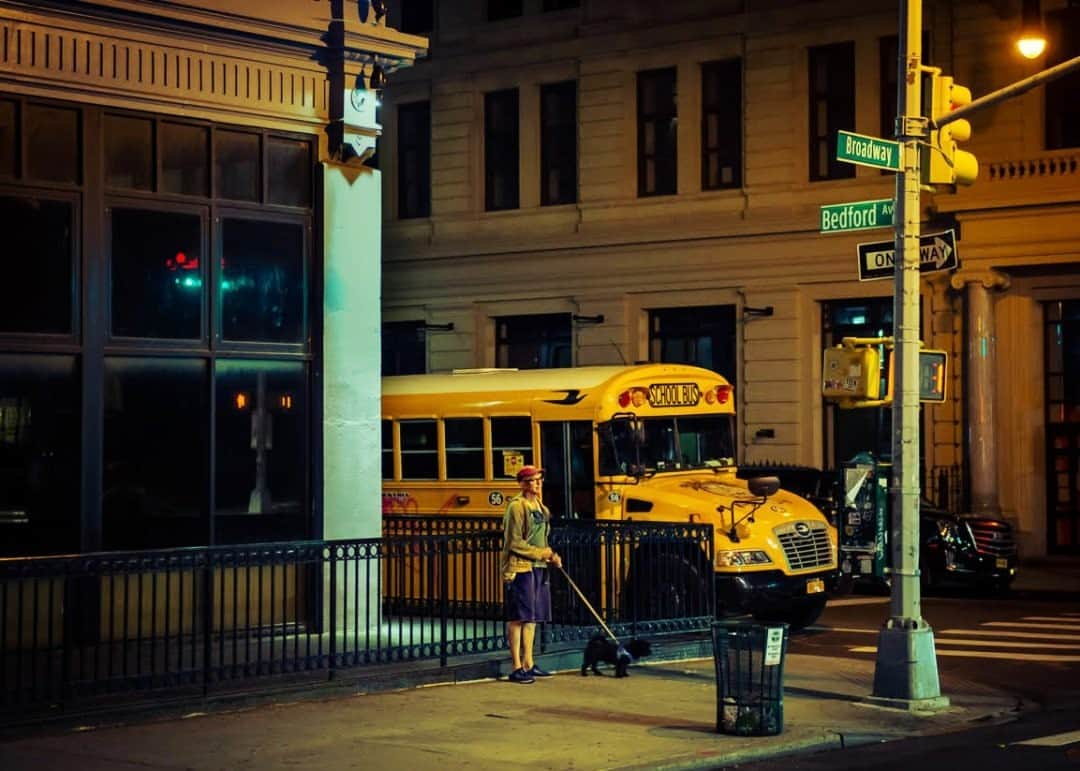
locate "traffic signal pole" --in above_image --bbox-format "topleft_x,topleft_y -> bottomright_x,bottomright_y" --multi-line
870,0 -> 949,709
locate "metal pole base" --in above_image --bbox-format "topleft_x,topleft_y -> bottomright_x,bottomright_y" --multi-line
870,623 -> 950,710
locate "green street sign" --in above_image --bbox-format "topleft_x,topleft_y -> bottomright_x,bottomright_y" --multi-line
836,130 -> 901,171
820,198 -> 895,233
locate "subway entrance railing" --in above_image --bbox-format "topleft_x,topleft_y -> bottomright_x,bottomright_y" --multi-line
1,518 -> 713,719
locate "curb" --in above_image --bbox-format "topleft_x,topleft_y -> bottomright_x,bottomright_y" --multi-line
609,731 -> 845,771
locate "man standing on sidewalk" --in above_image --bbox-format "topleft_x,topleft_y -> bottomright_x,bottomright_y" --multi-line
501,465 -> 562,684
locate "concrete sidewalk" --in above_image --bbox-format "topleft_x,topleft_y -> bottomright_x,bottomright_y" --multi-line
2,555 -> 1071,771
0,650 -> 1019,771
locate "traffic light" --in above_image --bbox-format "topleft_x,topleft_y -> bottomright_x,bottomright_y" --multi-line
923,68 -> 978,188
822,346 -> 882,401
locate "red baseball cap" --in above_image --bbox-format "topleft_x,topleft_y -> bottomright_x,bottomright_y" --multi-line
516,465 -> 544,482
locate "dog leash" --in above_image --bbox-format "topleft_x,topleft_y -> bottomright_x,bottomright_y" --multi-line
556,565 -> 621,645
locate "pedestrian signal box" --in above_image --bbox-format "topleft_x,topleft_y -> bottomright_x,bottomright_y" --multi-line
822,347 -> 882,400
883,348 -> 949,403
918,349 -> 948,402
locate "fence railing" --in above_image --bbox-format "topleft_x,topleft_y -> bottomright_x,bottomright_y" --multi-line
1,518 -> 713,718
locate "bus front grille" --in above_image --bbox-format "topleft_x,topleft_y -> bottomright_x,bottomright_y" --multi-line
775,521 -> 833,571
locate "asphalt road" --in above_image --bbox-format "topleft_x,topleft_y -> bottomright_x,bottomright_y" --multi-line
794,590 -> 1080,708
719,589 -> 1080,770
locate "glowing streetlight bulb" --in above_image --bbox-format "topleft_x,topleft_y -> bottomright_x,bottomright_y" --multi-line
1016,35 -> 1047,59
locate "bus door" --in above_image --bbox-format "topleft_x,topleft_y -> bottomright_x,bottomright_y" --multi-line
539,421 -> 596,520
540,421 -> 600,624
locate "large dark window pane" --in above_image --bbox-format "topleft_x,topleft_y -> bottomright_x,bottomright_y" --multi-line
638,67 -> 678,196
809,42 -> 856,181
649,305 -> 736,380
215,130 -> 260,201
267,136 -> 312,207
398,101 -> 431,219
0,99 -> 16,179
382,320 -> 426,375
25,103 -> 80,184
215,360 -> 309,543
401,0 -> 434,33
496,313 -> 571,369
1046,7 -> 1080,150
484,89 -> 519,211
0,195 -> 73,334
0,354 -> 80,556
103,357 -> 209,549
541,81 -> 577,206
701,59 -> 742,190
221,218 -> 306,343
105,114 -> 153,190
111,208 -> 203,339
161,122 -> 209,197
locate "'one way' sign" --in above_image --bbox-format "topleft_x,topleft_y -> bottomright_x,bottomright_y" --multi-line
856,229 -> 959,281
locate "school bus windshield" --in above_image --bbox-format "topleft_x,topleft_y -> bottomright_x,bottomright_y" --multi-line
598,414 -> 736,475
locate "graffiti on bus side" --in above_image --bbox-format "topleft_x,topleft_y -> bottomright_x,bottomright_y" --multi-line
382,491 -> 419,515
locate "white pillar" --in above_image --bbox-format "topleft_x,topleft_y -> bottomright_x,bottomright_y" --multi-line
323,161 -> 383,540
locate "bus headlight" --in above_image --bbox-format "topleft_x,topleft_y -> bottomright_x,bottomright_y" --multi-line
715,550 -> 773,568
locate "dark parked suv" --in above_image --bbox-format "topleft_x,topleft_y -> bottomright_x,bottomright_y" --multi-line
739,463 -> 1018,594
919,498 -> 1017,592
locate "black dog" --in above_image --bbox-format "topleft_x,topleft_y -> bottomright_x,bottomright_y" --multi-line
580,634 -> 652,678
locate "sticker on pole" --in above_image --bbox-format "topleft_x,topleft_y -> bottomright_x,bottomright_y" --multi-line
764,627 -> 784,666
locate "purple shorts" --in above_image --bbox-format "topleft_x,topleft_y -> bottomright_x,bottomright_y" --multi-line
504,567 -> 552,623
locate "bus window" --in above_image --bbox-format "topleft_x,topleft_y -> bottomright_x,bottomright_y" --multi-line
600,414 -> 735,474
491,416 -> 532,478
598,418 -> 641,476
400,419 -> 438,479
446,418 -> 484,479
381,419 -> 394,480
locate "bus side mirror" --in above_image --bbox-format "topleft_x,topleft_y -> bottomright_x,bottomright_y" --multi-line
748,476 -> 780,499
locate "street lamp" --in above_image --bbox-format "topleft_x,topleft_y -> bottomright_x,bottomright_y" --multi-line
1016,0 -> 1047,59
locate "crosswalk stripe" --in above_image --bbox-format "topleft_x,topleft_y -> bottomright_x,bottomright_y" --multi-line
1014,729 -> 1080,747
812,626 -> 878,634
827,597 -> 890,607
939,628 -> 1080,641
849,646 -> 1080,662
935,638 -> 1080,650
983,621 -> 1080,632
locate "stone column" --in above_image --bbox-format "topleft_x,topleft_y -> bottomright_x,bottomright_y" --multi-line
950,270 -> 1010,516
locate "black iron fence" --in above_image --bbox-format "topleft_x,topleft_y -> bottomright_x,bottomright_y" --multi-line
924,464 -> 966,515
1,518 -> 713,718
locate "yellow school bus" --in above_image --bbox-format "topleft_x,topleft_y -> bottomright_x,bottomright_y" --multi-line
381,364 -> 837,628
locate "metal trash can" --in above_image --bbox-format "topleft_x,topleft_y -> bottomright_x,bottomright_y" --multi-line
710,620 -> 788,736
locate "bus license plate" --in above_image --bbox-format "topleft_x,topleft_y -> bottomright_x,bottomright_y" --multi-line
995,558 -> 1008,568
806,578 -> 825,594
